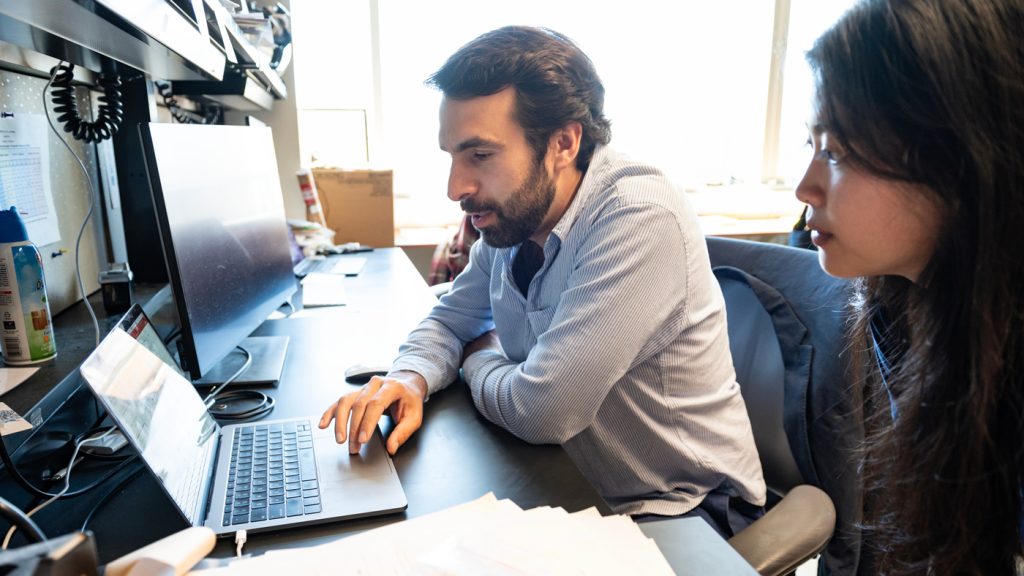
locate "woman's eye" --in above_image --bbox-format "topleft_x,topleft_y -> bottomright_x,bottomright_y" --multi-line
821,148 -> 843,165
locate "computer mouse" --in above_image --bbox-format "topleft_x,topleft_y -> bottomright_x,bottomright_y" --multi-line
344,363 -> 390,384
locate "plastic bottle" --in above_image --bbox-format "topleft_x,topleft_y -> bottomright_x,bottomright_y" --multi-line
0,206 -> 57,365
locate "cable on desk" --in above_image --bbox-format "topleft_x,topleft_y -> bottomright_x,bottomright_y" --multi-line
202,346 -> 253,406
2,429 -> 116,548
42,61 -> 100,347
80,463 -> 146,532
201,346 -> 275,422
207,390 -> 276,422
0,495 -> 46,545
0,426 -> 137,501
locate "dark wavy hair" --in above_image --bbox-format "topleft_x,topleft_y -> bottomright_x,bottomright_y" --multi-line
426,25 -> 612,170
807,0 -> 1024,574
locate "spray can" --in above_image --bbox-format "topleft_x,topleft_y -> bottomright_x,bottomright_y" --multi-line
0,206 -> 56,365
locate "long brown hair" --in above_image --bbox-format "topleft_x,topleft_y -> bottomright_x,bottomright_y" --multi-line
808,0 -> 1024,574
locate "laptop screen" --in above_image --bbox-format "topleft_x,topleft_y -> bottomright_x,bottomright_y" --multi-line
114,303 -> 185,377
80,327 -> 218,525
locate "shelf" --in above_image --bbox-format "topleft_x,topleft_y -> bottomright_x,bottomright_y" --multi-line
0,0 -> 223,80
0,0 -> 286,111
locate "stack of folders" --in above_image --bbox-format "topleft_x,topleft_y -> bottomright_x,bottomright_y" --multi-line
189,492 -> 676,575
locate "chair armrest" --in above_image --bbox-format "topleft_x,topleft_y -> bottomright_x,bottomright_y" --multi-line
727,484 -> 836,576
104,527 -> 215,576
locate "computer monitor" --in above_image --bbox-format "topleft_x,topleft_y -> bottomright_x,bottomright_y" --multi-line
139,123 -> 297,384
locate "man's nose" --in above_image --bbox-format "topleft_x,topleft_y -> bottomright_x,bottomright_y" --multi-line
447,164 -> 476,202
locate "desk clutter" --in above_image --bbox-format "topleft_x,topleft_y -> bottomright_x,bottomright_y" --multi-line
189,493 -> 675,575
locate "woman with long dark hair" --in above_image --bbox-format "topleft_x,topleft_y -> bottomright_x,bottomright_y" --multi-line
796,0 -> 1024,573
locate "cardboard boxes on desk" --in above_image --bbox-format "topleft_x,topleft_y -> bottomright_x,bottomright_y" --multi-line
312,169 -> 395,247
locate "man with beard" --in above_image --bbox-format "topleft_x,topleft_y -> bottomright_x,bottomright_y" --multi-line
320,26 -> 765,537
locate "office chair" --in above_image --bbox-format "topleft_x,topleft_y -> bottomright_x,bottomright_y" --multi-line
705,237 -> 863,576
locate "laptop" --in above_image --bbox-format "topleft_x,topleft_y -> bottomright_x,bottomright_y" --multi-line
80,310 -> 407,536
288,227 -> 367,278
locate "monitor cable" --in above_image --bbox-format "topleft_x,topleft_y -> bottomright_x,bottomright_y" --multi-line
42,61 -> 102,347
1,428 -> 117,549
79,463 -> 146,532
203,347 -> 276,422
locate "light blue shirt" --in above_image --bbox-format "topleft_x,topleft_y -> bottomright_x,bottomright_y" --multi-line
391,146 -> 765,515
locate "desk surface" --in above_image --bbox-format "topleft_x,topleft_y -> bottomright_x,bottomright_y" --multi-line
1,247 -> 754,574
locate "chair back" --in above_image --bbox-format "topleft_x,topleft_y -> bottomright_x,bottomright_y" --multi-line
715,266 -> 803,496
707,237 -> 863,575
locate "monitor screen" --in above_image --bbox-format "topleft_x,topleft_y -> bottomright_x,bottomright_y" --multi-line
139,123 -> 297,381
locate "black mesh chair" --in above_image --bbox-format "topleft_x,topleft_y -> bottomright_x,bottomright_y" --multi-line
706,237 -> 863,576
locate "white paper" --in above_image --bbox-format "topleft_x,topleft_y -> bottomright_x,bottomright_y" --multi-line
0,113 -> 60,246
0,366 -> 37,394
188,492 -> 677,576
0,401 -> 32,436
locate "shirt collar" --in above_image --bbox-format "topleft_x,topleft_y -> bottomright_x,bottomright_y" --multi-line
548,144 -> 610,246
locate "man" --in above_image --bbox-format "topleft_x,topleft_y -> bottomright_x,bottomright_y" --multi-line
320,26 -> 765,537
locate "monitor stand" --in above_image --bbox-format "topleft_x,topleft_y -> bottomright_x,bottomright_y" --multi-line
193,335 -> 289,387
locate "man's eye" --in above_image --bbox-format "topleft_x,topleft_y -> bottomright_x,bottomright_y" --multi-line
472,152 -> 491,161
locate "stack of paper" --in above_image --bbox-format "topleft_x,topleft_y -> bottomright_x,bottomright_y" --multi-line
189,493 -> 675,575
301,273 -> 348,307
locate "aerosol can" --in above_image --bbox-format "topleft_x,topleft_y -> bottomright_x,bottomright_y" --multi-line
0,206 -> 56,365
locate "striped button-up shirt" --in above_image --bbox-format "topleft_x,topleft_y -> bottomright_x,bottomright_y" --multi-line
391,145 -> 766,515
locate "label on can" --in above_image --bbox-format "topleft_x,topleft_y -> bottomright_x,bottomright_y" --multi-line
0,242 -> 56,364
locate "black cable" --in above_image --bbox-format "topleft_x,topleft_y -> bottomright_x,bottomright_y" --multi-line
154,80 -> 223,125
80,464 -> 146,532
207,390 -> 276,421
48,62 -> 123,143
0,430 -> 138,500
0,495 -> 45,544
199,346 -> 275,421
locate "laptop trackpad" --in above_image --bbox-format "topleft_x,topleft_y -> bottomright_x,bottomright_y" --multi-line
313,426 -> 398,482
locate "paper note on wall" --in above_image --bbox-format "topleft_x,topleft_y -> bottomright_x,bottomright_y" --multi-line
0,113 -> 60,246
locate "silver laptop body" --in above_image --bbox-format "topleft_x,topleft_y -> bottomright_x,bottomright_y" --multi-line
80,326 -> 407,537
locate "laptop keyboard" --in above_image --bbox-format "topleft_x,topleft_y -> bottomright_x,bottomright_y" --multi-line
222,421 -> 321,526
293,256 -> 366,278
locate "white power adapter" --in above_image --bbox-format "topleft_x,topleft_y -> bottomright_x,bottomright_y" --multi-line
82,429 -> 129,455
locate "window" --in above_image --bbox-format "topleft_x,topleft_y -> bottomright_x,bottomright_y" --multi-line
292,0 -> 857,238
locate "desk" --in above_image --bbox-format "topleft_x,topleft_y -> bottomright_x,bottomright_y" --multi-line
1,248 -> 755,574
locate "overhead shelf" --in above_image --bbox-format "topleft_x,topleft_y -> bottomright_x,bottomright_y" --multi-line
0,0 -> 286,110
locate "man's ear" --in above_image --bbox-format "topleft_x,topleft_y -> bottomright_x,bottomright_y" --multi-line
549,122 -> 583,172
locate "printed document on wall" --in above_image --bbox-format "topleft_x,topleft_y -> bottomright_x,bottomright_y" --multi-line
0,114 -> 60,246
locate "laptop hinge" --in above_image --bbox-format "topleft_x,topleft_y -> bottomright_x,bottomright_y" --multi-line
198,430 -> 220,525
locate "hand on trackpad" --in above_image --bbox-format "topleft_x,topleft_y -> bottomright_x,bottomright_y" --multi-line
344,363 -> 390,384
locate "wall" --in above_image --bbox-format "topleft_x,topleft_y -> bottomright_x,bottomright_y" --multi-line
0,66 -> 104,315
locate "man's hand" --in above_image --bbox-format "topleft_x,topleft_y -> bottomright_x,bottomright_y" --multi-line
319,370 -> 428,455
462,330 -> 501,363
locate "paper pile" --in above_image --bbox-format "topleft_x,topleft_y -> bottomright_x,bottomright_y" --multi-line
189,493 -> 675,575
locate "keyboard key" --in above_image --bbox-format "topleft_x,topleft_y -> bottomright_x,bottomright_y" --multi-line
232,513 -> 249,524
269,503 -> 285,520
304,504 -> 321,515
251,509 -> 267,522
286,499 -> 303,517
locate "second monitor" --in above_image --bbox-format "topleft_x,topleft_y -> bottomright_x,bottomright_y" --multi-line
139,123 -> 297,385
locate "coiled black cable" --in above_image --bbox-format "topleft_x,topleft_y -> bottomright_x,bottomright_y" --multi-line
154,80 -> 223,125
48,62 -> 124,143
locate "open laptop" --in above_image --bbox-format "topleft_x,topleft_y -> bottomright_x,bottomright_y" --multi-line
288,227 -> 367,278
80,308 -> 407,536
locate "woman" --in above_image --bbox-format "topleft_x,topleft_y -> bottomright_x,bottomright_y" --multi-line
796,0 -> 1024,574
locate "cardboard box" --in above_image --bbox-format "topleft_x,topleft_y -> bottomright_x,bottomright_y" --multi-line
312,169 -> 395,247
